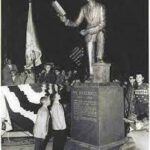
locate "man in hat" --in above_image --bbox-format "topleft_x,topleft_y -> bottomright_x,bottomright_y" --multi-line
59,0 -> 106,77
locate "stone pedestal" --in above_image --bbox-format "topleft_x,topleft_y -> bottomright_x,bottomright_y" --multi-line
93,63 -> 111,83
65,83 -> 125,150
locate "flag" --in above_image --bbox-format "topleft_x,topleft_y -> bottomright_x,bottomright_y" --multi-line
1,84 -> 59,134
1,88 -> 12,135
25,2 -> 42,69
69,47 -> 84,66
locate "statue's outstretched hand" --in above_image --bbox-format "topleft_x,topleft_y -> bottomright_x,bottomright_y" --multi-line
58,15 -> 67,23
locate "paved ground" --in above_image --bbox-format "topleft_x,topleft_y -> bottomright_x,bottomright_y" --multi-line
2,142 -> 53,150
2,138 -> 53,150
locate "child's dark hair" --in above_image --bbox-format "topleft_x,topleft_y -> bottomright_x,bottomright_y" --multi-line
43,84 -> 48,96
40,96 -> 47,104
49,93 -> 56,109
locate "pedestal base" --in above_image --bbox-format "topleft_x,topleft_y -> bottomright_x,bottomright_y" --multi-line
65,139 -> 125,150
93,63 -> 111,83
66,83 -> 125,150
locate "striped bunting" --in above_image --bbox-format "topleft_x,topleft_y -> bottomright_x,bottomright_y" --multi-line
1,84 -> 59,134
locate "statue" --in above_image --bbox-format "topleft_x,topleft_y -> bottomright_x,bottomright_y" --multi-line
58,0 -> 106,77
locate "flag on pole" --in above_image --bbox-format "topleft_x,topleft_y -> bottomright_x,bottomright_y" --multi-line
25,2 -> 42,69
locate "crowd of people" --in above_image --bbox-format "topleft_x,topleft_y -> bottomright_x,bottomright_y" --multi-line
2,59 -> 77,150
33,73 -> 149,150
2,59 -> 79,86
2,58 -> 149,150
124,74 -> 148,121
120,73 -> 149,150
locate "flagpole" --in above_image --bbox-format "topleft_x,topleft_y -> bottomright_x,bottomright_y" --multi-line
32,50 -> 37,83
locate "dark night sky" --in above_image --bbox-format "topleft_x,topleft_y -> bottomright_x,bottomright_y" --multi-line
2,0 -> 148,81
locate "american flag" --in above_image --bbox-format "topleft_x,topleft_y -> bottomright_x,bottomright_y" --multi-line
69,47 -> 84,66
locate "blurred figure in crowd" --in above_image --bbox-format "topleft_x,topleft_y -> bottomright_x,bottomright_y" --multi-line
10,70 -> 22,85
125,76 -> 136,118
71,70 -> 80,85
60,79 -> 72,136
2,59 -> 18,85
65,70 -> 72,83
24,69 -> 35,84
61,70 -> 66,78
20,68 -> 35,84
124,76 -> 136,134
55,68 -> 65,85
39,63 -> 56,84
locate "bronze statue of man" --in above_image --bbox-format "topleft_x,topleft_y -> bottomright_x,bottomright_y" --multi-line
59,0 -> 106,76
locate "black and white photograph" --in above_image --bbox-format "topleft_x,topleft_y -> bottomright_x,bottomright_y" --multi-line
1,0 -> 149,149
